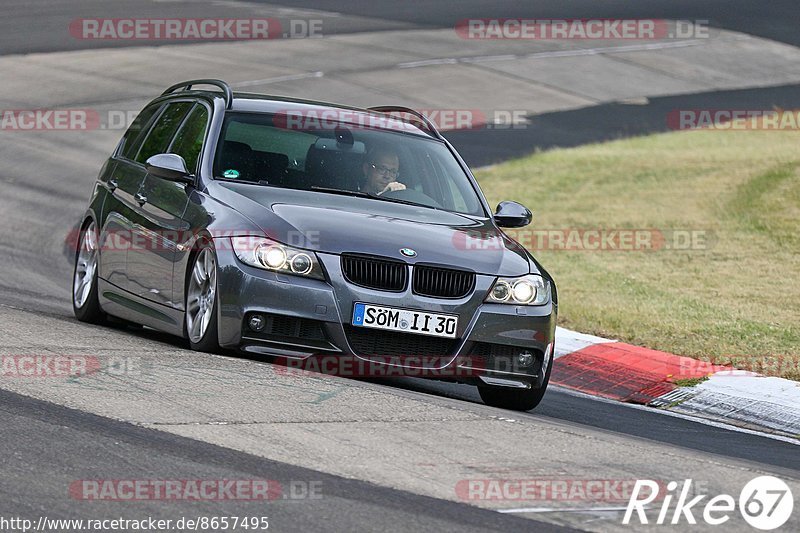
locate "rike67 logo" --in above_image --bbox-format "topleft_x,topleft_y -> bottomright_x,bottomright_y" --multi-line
624,476 -> 794,530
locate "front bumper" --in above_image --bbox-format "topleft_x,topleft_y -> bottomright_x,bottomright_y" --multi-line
215,246 -> 556,387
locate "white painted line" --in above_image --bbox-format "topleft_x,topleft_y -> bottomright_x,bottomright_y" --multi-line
396,58 -> 460,68
498,505 -> 635,514
231,71 -> 324,88
209,1 -> 343,18
520,39 -> 704,59
461,54 -> 519,64
397,40 -> 705,69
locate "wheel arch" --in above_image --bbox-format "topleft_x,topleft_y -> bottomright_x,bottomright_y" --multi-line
181,231 -> 218,340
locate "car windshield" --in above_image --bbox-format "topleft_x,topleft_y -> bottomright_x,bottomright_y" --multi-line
213,111 -> 486,216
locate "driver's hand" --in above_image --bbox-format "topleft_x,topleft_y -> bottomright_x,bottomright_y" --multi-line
379,182 -> 406,194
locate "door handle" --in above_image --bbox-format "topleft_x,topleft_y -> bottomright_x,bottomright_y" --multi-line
107,178 -> 118,192
135,192 -> 148,205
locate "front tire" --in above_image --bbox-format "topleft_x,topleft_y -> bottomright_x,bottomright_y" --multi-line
185,243 -> 220,353
478,357 -> 552,411
72,220 -> 106,324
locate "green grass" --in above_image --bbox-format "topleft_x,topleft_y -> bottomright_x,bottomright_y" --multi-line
475,130 -> 800,379
673,377 -> 709,388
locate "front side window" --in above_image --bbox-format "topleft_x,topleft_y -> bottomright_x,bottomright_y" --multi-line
136,102 -> 193,165
213,112 -> 486,217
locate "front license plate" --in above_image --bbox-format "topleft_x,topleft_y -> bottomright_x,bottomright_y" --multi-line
352,303 -> 458,338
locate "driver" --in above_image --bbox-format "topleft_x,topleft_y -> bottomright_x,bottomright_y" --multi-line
360,146 -> 406,195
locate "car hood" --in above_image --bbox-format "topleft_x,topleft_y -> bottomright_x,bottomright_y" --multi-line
211,182 -> 534,276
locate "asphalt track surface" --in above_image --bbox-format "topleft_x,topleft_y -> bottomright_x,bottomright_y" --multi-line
265,0 -> 800,47
0,388 -> 571,532
447,83 -> 800,167
6,0 -> 800,167
2,2 -> 800,532
3,0 -> 799,55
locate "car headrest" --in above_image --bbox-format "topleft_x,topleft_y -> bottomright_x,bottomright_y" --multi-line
305,141 -> 365,190
218,141 -> 254,180
222,141 -> 252,157
258,151 -> 289,171
253,150 -> 290,184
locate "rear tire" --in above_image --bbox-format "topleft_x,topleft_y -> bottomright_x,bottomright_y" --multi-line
185,242 -> 220,353
478,357 -> 552,411
72,221 -> 106,324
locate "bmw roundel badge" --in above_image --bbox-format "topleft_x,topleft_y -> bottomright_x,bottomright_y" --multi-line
400,248 -> 417,257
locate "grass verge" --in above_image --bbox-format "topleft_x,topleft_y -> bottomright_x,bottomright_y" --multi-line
476,130 -> 800,380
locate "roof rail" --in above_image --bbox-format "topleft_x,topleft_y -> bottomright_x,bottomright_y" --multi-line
367,106 -> 444,140
162,79 -> 233,109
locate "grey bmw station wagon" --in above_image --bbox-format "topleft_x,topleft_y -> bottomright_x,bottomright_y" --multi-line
72,79 -> 557,410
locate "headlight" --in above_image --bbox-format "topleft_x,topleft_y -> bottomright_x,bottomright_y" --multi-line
231,236 -> 325,280
485,274 -> 549,306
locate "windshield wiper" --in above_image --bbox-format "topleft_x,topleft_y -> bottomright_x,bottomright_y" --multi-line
311,186 -> 443,212
367,194 -> 443,211
310,186 -> 371,198
215,177 -> 277,187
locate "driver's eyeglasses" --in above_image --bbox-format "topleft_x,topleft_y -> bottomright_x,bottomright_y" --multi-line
370,163 -> 399,178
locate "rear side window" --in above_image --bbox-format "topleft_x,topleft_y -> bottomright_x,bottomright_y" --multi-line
118,104 -> 162,160
135,102 -> 193,164
169,104 -> 209,174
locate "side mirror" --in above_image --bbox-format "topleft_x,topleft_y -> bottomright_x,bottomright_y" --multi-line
494,201 -> 532,228
145,154 -> 194,184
